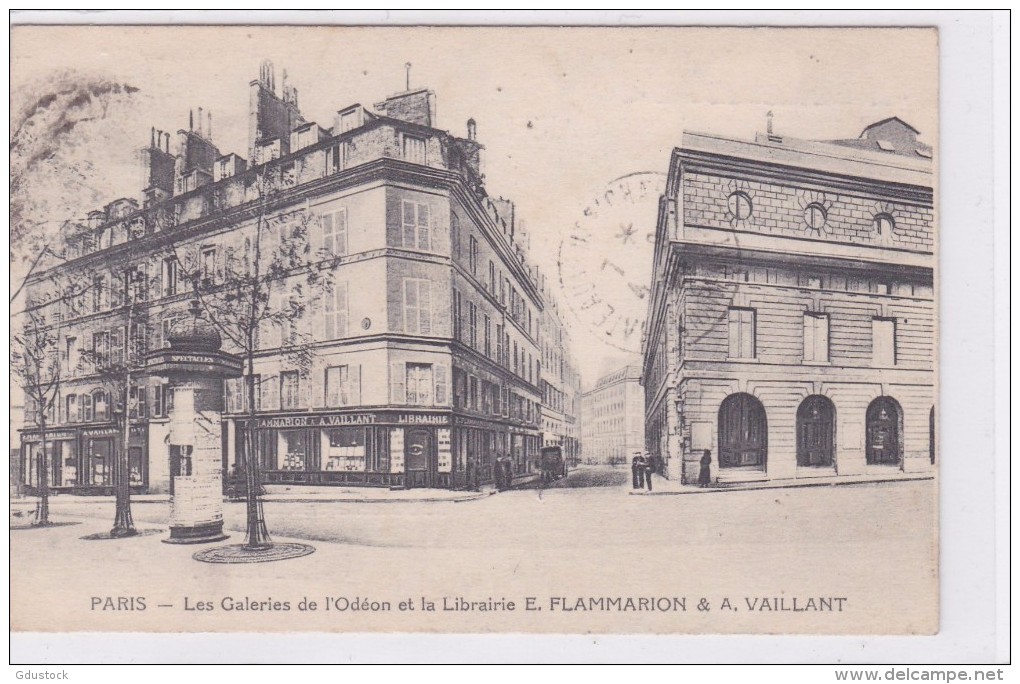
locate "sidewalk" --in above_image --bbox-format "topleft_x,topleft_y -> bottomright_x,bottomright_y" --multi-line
9,485 -> 494,512
628,470 -> 934,495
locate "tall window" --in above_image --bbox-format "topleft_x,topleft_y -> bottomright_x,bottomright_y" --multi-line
728,307 -> 756,359
326,142 -> 351,174
92,275 -> 106,313
326,365 -> 360,407
403,279 -> 432,335
451,215 -> 461,259
321,209 -> 348,256
469,236 -> 478,275
401,200 -> 431,251
280,371 -> 300,409
66,395 -> 79,423
496,324 -> 503,365
65,336 -> 79,372
488,260 -> 496,292
201,246 -> 218,284
405,363 -> 434,405
323,281 -> 349,340
82,392 -> 93,422
484,315 -> 492,357
803,313 -> 830,362
453,289 -> 462,341
162,257 -> 178,297
872,318 -> 897,366
402,135 -> 426,164
468,302 -> 477,348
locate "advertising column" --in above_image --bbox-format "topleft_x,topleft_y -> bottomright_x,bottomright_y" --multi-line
164,378 -> 230,544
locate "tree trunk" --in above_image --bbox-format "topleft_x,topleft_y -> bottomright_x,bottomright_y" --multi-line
243,353 -> 271,549
111,380 -> 136,537
34,417 -> 51,526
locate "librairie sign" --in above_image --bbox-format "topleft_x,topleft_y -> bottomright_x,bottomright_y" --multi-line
250,413 -> 450,429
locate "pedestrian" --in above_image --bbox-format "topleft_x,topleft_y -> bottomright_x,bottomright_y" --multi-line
644,452 -> 654,492
631,452 -> 644,489
502,455 -> 513,490
699,450 -> 712,488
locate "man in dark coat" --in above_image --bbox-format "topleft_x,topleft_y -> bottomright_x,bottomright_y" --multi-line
631,453 -> 644,489
644,452 -> 654,491
698,450 -> 712,487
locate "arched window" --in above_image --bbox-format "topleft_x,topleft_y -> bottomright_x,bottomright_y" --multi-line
866,396 -> 902,466
727,192 -> 753,220
796,395 -> 836,467
718,393 -> 767,469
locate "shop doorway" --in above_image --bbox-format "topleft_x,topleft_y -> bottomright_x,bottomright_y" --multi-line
405,429 -> 434,488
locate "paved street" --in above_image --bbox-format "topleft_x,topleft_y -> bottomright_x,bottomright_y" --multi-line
11,470 -> 937,635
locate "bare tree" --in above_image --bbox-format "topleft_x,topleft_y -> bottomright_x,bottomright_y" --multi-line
12,305 -> 63,526
172,170 -> 327,550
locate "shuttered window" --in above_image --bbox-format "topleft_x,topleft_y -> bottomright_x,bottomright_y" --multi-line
803,313 -> 830,362
321,209 -> 348,256
403,279 -> 432,335
323,281 -> 349,340
728,308 -> 756,359
872,318 -> 896,366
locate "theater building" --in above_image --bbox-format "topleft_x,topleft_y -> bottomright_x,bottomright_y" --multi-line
18,61 -> 552,493
642,118 -> 935,484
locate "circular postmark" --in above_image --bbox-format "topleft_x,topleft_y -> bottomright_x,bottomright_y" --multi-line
558,172 -> 666,354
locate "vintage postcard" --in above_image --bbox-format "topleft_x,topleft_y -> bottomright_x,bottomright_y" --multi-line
10,24 -> 938,639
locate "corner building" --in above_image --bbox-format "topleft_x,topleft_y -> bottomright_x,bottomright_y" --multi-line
19,62 -> 548,492
642,118 -> 935,484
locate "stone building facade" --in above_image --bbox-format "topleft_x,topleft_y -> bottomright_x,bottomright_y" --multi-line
538,276 -> 582,465
18,62 -> 573,493
580,364 -> 645,465
642,118 -> 935,484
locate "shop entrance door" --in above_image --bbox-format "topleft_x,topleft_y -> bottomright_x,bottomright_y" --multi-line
405,430 -> 434,488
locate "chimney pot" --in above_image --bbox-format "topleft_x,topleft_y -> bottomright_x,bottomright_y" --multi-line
467,118 -> 477,141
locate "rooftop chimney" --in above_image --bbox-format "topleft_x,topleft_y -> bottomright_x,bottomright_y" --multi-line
467,118 -> 477,141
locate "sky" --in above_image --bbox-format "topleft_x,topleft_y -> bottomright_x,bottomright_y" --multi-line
10,25 -> 938,387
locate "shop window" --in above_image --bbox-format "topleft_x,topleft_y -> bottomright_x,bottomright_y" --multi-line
280,371 -> 301,410
401,200 -> 431,251
803,313 -> 830,362
728,307 -> 756,359
278,430 -> 310,471
322,427 -> 366,472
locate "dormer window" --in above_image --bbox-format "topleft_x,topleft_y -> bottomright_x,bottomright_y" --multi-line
402,134 -> 426,165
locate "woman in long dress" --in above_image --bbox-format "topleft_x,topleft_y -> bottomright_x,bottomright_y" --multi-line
698,450 -> 712,487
